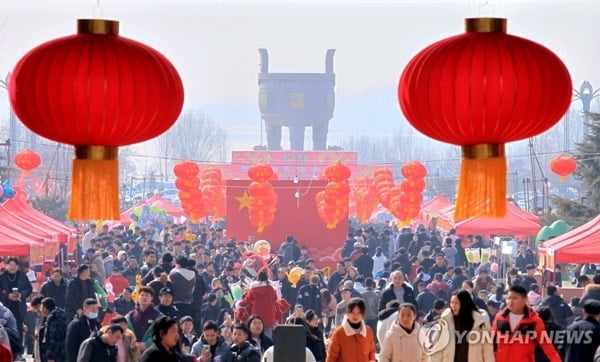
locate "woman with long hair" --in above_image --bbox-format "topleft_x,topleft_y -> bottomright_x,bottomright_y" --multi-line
428,290 -> 494,362
304,310 -> 326,362
140,316 -> 185,362
326,298 -> 376,362
320,289 -> 337,336
246,315 -> 273,355
379,303 -> 426,362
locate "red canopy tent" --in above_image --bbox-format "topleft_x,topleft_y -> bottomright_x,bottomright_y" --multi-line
0,227 -> 46,263
539,214 -> 600,267
436,201 -> 541,236
0,205 -> 60,263
417,195 -> 452,226
120,194 -> 184,226
3,196 -> 75,244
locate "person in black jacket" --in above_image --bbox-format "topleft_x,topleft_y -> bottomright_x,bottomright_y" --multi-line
353,247 -> 374,278
415,282 -> 437,313
140,316 -> 186,362
541,286 -> 573,327
0,257 -> 33,354
76,325 -> 122,362
66,299 -> 102,362
65,265 -> 96,320
189,260 -> 207,334
230,323 -> 261,362
564,299 -> 600,362
276,268 -> 296,307
327,262 -> 347,294
535,306 -> 565,362
39,268 -> 68,309
304,310 -> 326,362
113,288 -> 135,316
200,294 -> 220,328
378,271 -> 418,312
296,276 -> 322,317
39,297 -> 68,362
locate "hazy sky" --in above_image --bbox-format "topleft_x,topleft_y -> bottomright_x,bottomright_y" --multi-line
1,0 -> 599,152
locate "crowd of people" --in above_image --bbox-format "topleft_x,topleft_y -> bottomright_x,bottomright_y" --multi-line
0,222 -> 599,362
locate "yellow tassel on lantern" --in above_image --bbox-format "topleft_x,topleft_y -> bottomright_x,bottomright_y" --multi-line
68,146 -> 120,220
559,176 -> 567,183
455,144 -> 506,221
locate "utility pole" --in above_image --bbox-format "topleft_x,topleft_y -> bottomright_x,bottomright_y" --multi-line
0,74 -> 16,170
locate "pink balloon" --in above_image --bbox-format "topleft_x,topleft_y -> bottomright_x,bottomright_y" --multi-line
490,263 -> 499,273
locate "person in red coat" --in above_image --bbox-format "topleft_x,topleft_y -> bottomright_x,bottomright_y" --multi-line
239,268 -> 278,337
492,285 -> 561,362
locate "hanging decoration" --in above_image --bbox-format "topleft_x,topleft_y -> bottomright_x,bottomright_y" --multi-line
388,161 -> 427,224
373,167 -> 395,209
9,19 -> 184,220
398,17 -> 572,220
0,180 -> 15,202
247,162 -> 277,232
201,167 -> 227,220
129,204 -> 172,231
351,177 -> 379,223
14,149 -> 41,177
316,162 -> 351,229
550,155 -> 577,183
174,161 -> 206,223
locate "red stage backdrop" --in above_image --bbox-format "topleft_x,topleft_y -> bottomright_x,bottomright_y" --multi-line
226,180 -> 347,261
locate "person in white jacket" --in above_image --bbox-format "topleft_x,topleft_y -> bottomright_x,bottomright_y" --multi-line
427,290 -> 494,362
380,303 -> 429,362
372,247 -> 388,277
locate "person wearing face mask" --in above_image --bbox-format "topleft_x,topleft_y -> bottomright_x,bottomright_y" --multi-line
65,298 -> 102,362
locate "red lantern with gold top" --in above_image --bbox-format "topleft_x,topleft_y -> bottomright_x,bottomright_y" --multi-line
399,18 -> 572,220
550,155 -> 577,183
14,149 -> 41,176
9,19 -> 184,220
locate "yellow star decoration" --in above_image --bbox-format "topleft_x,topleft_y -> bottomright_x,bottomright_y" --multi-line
236,190 -> 250,210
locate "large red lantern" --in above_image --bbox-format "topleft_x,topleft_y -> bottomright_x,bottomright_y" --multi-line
550,155 -> 577,183
9,19 -> 184,220
399,18 -> 571,220
14,149 -> 41,176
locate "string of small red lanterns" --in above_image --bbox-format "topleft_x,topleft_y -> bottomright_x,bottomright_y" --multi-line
316,162 -> 351,229
247,163 -> 278,232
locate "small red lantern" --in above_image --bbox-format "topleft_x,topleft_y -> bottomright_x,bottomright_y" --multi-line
14,149 -> 41,176
325,162 -> 351,183
174,161 -> 200,179
401,161 -> 427,180
550,155 -> 577,183
399,18 -> 571,220
248,163 -> 274,182
9,19 -> 184,220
